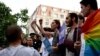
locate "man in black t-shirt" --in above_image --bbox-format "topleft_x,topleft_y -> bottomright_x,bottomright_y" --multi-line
30,33 -> 42,52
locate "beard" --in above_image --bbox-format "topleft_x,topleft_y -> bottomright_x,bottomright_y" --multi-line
67,20 -> 73,27
82,10 -> 90,17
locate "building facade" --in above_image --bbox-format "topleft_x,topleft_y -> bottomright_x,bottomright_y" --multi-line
27,5 -> 78,34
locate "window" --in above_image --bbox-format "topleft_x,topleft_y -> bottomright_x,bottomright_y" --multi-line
60,14 -> 64,18
41,6 -> 47,12
45,22 -> 49,25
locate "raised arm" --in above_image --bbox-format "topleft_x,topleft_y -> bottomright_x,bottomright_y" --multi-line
31,20 -> 38,34
35,19 -> 45,35
36,19 -> 54,36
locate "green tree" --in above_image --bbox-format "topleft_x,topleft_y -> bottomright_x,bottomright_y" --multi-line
0,2 -> 29,46
14,9 -> 29,23
0,2 -> 16,45
14,9 -> 29,37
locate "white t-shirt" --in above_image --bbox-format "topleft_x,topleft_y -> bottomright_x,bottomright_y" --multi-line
66,29 -> 75,56
41,37 -> 53,56
67,29 -> 75,41
0,45 -> 40,56
28,47 -> 40,56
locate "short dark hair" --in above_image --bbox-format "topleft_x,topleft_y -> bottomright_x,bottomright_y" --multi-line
80,0 -> 98,10
78,15 -> 85,23
42,27 -> 54,37
43,27 -> 54,32
5,25 -> 22,43
30,33 -> 36,36
53,20 -> 61,30
69,13 -> 78,24
30,33 -> 40,39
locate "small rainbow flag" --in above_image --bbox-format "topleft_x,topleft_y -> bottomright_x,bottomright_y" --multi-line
80,9 -> 100,56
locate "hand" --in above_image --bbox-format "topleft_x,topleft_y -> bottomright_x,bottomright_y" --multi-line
74,41 -> 81,49
39,19 -> 43,25
31,20 -> 36,25
52,46 -> 58,51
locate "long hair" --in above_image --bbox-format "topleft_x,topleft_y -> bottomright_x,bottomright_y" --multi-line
53,20 -> 61,30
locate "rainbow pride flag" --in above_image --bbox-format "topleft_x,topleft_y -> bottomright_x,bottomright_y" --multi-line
80,9 -> 100,56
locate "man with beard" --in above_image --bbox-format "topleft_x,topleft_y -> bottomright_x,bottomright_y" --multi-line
64,13 -> 81,56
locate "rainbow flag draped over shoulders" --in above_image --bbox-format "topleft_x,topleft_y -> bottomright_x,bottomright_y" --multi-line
80,9 -> 100,56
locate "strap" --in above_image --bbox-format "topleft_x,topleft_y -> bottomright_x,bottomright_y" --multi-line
73,27 -> 81,42
65,27 -> 71,39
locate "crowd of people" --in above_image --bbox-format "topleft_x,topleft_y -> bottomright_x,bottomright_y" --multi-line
0,0 -> 100,56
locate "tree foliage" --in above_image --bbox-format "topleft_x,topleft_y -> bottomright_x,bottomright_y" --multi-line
0,2 -> 29,46
14,9 -> 29,22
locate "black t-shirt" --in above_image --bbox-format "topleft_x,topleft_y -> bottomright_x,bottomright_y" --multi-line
33,40 -> 42,51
